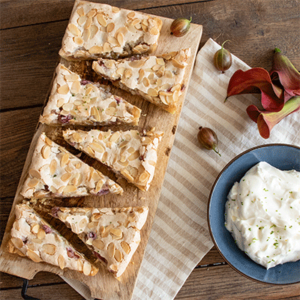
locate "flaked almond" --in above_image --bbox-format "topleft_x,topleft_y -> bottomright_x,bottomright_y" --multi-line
74,36 -> 84,45
131,18 -> 140,26
37,228 -> 46,240
96,13 -> 107,27
152,64 -> 161,71
72,132 -> 83,143
92,239 -> 104,250
75,162 -> 81,169
11,237 -> 23,249
107,36 -> 118,45
31,224 -> 40,234
105,107 -> 116,116
83,261 -> 91,276
139,171 -> 150,183
114,249 -> 123,262
85,86 -> 93,95
171,58 -> 185,69
57,84 -> 69,94
127,12 -> 135,19
58,254 -> 65,269
77,7 -> 85,17
156,58 -> 165,65
129,60 -> 145,68
28,178 -> 39,188
128,150 -> 140,161
121,169 -> 134,182
63,185 -> 77,194
61,173 -> 72,182
149,26 -> 159,35
68,23 -> 81,36
110,132 -> 120,143
171,83 -> 181,92
116,32 -> 124,46
104,60 -> 114,69
91,106 -> 101,121
77,15 -> 87,26
41,145 -> 50,159
103,42 -> 112,53
107,243 -> 115,258
107,22 -> 115,33
29,169 -> 41,179
90,25 -> 98,39
124,69 -> 132,79
62,103 -> 73,112
147,88 -> 158,97
90,266 -> 98,276
43,244 -> 56,255
89,46 -> 103,54
87,9 -> 97,18
91,213 -> 102,221
77,259 -> 83,272
60,153 -> 69,167
27,249 -> 42,263
84,17 -> 92,29
116,26 -> 128,36
110,228 -> 122,238
48,160 -> 57,176
90,142 -> 105,153
57,98 -> 65,108
121,241 -> 131,254
82,28 -> 90,41
142,77 -> 150,87
95,180 -> 103,193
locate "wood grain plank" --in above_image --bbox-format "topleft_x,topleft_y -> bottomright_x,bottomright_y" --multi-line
0,0 -> 209,29
1,0 -> 299,111
0,283 -> 83,300
0,108 -> 41,198
175,265 -> 300,299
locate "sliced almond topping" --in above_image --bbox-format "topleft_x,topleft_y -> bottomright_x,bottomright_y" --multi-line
128,150 -> 140,161
43,244 -> 56,255
58,254 -> 65,269
103,42 -> 112,53
61,172 -> 71,182
142,24 -> 148,32
95,180 -> 103,193
107,36 -> 118,45
84,17 -> 92,29
77,260 -> 83,272
73,36 -> 84,45
121,241 -> 131,254
86,9 -> 97,18
27,249 -> 42,263
29,169 -> 41,179
31,224 -> 40,234
11,237 -> 23,249
107,23 -> 115,33
72,132 -> 83,143
121,169 -> 134,182
107,243 -> 115,258
57,84 -> 69,94
147,88 -> 158,97
68,23 -> 81,36
143,77 -> 150,87
127,147 -> 135,154
104,60 -> 114,69
75,162 -> 81,169
90,106 -> 101,121
37,228 -> 46,240
114,249 -> 123,262
96,13 -> 107,27
77,7 -> 85,17
41,145 -> 50,159
62,103 -> 73,112
91,213 -> 102,221
110,132 -> 120,143
60,153 -> 69,167
105,107 -> 116,116
90,142 -> 105,153
119,140 -> 129,148
63,185 -> 77,194
135,23 -> 142,30
165,70 -> 173,78
156,58 -> 165,65
90,25 -> 98,39
152,64 -> 161,71
82,28 -> 90,41
131,18 -> 140,26
129,60 -> 146,68
116,26 -> 128,36
171,58 -> 185,69
28,178 -> 39,188
156,78 -> 163,86
110,228 -> 122,238
112,6 -> 120,13
110,264 -> 118,273
139,171 -> 150,183
171,83 -> 181,91
102,152 -> 108,162
159,95 -> 168,105
127,12 -> 135,19
124,69 -> 132,79
89,46 -> 103,54
77,15 -> 87,26
149,26 -> 159,35
116,32 -> 124,46
83,261 -> 92,276
92,239 -> 104,250
70,81 -> 80,94
57,98 -> 65,108
85,86 -> 93,95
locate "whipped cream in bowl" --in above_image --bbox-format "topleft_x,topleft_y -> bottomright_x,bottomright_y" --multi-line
208,144 -> 300,284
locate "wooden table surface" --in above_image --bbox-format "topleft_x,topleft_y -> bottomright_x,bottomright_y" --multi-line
0,0 -> 299,299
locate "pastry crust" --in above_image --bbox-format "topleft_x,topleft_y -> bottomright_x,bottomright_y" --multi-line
39,64 -> 141,126
20,133 -> 123,199
52,206 -> 148,277
59,0 -> 162,61
9,204 -> 98,276
92,49 -> 191,113
63,128 -> 163,191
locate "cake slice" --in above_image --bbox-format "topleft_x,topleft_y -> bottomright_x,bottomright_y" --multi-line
51,206 -> 148,277
20,133 -> 123,199
63,129 -> 163,191
40,64 -> 141,126
92,49 -> 191,113
59,0 -> 162,61
9,204 -> 98,276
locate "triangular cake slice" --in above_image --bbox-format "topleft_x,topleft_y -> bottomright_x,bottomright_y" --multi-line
51,206 -> 149,277
20,133 -> 123,199
63,129 -> 163,191
8,204 -> 98,276
92,49 -> 190,113
39,64 -> 141,126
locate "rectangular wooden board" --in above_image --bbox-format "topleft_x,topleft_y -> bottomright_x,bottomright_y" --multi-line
0,1 -> 202,299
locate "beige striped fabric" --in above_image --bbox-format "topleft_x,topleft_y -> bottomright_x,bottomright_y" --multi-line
62,38 -> 300,299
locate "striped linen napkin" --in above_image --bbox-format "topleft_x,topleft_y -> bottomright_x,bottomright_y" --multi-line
62,38 -> 300,299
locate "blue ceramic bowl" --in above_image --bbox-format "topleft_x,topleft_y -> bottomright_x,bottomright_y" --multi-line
208,144 -> 300,284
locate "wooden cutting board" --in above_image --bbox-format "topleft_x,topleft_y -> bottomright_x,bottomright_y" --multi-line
0,1 -> 202,299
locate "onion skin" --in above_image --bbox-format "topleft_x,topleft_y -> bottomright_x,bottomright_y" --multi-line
214,40 -> 232,73
197,127 -> 221,156
170,17 -> 192,37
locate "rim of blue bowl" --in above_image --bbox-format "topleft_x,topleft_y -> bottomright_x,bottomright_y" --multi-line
207,143 -> 300,285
